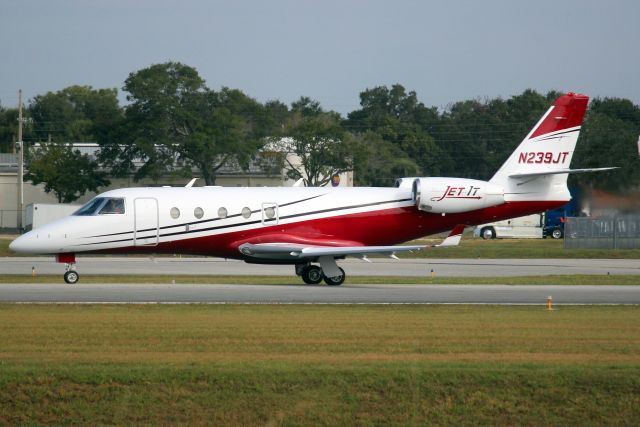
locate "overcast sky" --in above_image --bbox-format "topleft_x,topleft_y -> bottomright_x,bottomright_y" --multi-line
1,0 -> 639,115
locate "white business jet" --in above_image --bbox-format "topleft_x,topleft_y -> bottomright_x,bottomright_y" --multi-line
10,93 -> 614,284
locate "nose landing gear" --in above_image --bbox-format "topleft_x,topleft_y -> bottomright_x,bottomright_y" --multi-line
63,267 -> 79,284
57,253 -> 79,284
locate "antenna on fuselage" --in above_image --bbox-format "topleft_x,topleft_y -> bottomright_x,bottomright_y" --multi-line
185,178 -> 198,188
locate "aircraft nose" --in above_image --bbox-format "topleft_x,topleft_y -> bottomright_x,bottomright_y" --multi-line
9,233 -> 28,253
9,232 -> 39,254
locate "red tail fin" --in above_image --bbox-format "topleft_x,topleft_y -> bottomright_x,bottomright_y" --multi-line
528,92 -> 589,139
490,92 -> 590,201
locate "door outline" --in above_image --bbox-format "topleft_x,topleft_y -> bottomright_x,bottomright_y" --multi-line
261,202 -> 279,225
134,197 -> 159,246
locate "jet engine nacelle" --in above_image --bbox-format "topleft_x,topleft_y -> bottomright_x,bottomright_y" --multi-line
411,177 -> 504,214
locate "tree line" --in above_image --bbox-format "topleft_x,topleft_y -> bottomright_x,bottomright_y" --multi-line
0,61 -> 638,202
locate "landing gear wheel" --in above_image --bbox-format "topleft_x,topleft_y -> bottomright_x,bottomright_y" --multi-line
64,270 -> 79,284
324,267 -> 346,286
301,265 -> 323,285
480,227 -> 496,240
551,228 -> 563,239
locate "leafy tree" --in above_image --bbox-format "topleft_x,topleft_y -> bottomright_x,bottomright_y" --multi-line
25,143 -> 110,203
0,104 -> 18,153
345,84 -> 445,181
352,131 -> 420,186
291,96 -> 323,117
274,98 -> 352,187
264,100 -> 290,128
104,62 -> 268,185
572,98 -> 640,191
29,85 -> 122,143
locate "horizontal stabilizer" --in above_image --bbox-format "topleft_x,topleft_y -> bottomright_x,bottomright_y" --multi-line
509,167 -> 618,179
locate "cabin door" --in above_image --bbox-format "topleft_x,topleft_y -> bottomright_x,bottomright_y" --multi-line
134,197 -> 159,246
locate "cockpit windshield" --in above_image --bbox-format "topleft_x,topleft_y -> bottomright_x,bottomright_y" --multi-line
74,197 -> 125,216
99,198 -> 125,214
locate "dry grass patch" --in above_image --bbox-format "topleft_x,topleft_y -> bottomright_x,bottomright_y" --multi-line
1,304 -> 639,364
2,304 -> 640,425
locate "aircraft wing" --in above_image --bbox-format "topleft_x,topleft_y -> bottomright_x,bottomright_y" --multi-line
238,224 -> 465,260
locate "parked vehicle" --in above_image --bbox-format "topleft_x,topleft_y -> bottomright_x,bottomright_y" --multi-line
476,188 -> 580,240
476,213 -> 544,239
542,216 -> 565,239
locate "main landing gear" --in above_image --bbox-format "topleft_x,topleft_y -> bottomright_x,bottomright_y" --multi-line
296,263 -> 346,286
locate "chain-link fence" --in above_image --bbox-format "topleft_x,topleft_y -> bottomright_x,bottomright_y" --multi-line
564,215 -> 640,249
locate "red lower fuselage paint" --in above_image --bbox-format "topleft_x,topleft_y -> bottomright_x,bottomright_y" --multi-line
98,200 -> 564,261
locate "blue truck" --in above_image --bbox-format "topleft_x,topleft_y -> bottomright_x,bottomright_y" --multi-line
542,187 -> 581,239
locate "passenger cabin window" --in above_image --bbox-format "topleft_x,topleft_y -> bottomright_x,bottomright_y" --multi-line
265,207 -> 276,219
74,197 -> 125,216
98,198 -> 125,215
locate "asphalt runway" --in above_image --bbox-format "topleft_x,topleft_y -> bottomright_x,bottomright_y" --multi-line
0,283 -> 639,304
2,257 -> 640,277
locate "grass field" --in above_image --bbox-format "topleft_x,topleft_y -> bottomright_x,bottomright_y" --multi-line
405,237 -> 640,259
3,234 -> 640,258
1,304 -> 639,425
1,273 -> 639,285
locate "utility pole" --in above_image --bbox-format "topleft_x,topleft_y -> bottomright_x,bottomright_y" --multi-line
17,89 -> 24,231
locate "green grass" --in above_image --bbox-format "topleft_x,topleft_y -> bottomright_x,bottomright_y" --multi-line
1,304 -> 639,424
3,363 -> 638,425
1,273 -> 639,285
403,237 -> 640,259
0,237 -> 15,256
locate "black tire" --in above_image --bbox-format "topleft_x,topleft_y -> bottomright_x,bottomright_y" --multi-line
480,227 -> 496,240
64,270 -> 79,284
324,267 -> 346,286
301,265 -> 323,285
551,228 -> 563,239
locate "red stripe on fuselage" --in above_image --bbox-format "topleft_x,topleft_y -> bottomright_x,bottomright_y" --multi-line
97,200 -> 566,260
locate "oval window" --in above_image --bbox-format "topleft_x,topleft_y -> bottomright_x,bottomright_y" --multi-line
242,207 -> 251,219
218,207 -> 228,219
194,207 -> 204,219
265,207 -> 275,219
170,207 -> 180,219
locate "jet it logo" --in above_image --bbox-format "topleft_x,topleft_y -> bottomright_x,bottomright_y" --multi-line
431,186 -> 481,202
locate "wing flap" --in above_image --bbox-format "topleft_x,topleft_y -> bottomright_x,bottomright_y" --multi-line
297,245 -> 424,257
